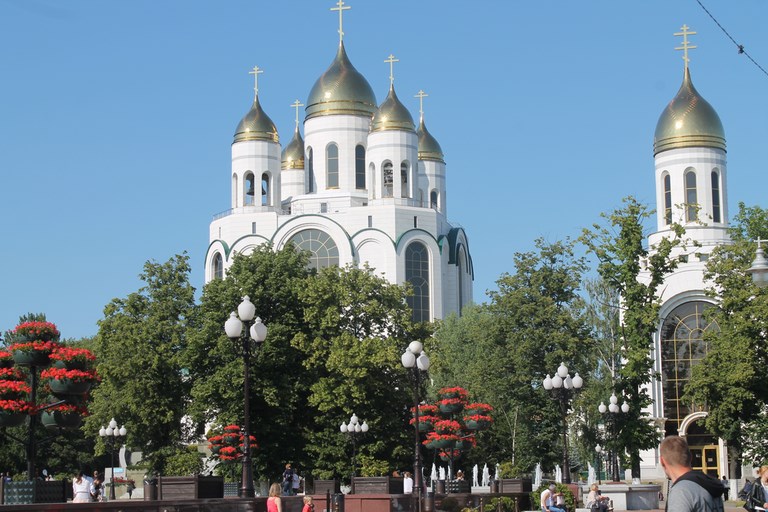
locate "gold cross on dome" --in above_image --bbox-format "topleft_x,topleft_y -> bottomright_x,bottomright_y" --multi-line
414,90 -> 428,118
385,54 -> 399,85
674,24 -> 697,69
331,0 -> 351,43
249,65 -> 263,99
291,99 -> 304,128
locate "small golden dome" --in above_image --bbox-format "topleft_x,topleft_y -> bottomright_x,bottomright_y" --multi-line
233,97 -> 279,144
305,42 -> 377,121
281,127 -> 305,170
654,68 -> 725,155
371,85 -> 415,133
417,118 -> 444,162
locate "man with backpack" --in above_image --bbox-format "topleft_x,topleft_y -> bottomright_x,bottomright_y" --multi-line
282,463 -> 294,496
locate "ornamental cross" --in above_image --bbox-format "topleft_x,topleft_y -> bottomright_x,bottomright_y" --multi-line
674,24 -> 697,69
415,90 -> 428,118
249,65 -> 263,99
291,99 -> 304,128
331,0 -> 351,43
385,54 -> 399,85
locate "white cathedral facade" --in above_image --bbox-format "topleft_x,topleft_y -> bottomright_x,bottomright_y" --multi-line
204,13 -> 473,323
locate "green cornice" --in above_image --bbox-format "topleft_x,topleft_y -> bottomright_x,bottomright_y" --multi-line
350,227 -> 397,250
395,228 -> 440,249
204,239 -> 231,265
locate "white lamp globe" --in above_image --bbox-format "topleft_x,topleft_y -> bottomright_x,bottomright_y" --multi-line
99,426 -> 106,437
250,318 -> 267,342
340,422 -> 348,433
564,375 -> 573,389
119,426 -> 127,436
238,296 -> 256,322
361,421 -> 369,433
557,362 -> 568,378
609,394 -> 618,405
401,350 -> 416,368
543,375 -> 553,390
408,341 -> 424,355
572,373 -> 583,389
417,352 -> 430,371
552,375 -> 563,388
621,401 -> 630,413
350,414 -> 358,425
225,312 -> 243,338
598,402 -> 607,414
609,402 -> 619,413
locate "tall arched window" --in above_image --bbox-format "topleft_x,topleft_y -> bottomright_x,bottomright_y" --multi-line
430,190 -> 438,210
327,144 -> 339,189
660,301 -> 717,436
307,147 -> 315,193
406,241 -> 430,323
355,145 -> 366,189
212,253 -> 223,280
368,162 -> 376,198
401,161 -> 409,198
663,173 -> 672,225
711,170 -> 721,223
288,229 -> 339,270
261,172 -> 270,206
244,172 -> 255,206
685,170 -> 698,222
383,161 -> 393,198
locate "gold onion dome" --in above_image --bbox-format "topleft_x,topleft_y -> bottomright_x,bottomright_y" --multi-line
654,67 -> 725,155
417,118 -> 444,162
281,127 -> 305,170
233,97 -> 279,144
305,42 -> 377,120
371,85 -> 415,133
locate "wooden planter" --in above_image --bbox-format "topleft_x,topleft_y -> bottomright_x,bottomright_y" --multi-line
499,478 -> 532,493
352,476 -> 403,494
158,475 -> 224,500
312,479 -> 340,495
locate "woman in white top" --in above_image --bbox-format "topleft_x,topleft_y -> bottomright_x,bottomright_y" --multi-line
72,470 -> 93,503
403,471 -> 414,494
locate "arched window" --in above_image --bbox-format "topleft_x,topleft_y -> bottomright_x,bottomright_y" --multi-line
327,144 -> 339,189
406,242 -> 430,323
660,301 -> 717,436
288,229 -> 339,270
685,170 -> 698,222
430,190 -> 438,210
261,172 -> 269,206
368,162 -> 376,198
383,161 -> 393,198
307,147 -> 315,193
663,173 -> 672,225
244,172 -> 255,206
401,161 -> 409,198
212,253 -> 223,280
355,145 -> 366,189
711,171 -> 721,223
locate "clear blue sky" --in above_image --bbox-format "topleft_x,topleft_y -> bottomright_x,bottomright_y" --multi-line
1,0 -> 766,339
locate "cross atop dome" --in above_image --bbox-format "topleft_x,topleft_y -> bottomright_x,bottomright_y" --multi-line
674,24 -> 697,69
331,0 -> 351,44
249,65 -> 263,99
415,90 -> 428,119
291,99 -> 304,129
385,54 -> 399,86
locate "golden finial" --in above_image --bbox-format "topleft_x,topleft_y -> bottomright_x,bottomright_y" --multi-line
249,65 -> 263,100
384,54 -> 399,86
674,24 -> 697,69
291,99 -> 304,129
331,0 -> 351,44
414,90 -> 428,119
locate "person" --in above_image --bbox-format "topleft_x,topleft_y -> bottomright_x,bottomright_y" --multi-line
740,479 -> 754,501
127,479 -> 135,499
541,483 -> 566,512
745,465 -> 768,512
292,470 -> 301,495
91,471 -> 104,502
403,471 -> 414,494
721,476 -> 729,501
455,470 -> 464,481
586,483 -> 611,512
72,470 -> 93,503
267,483 -> 283,512
659,435 -> 724,512
282,463 -> 294,496
302,495 -> 315,512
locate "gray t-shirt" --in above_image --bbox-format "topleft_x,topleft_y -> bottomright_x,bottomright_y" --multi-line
668,479 -> 725,512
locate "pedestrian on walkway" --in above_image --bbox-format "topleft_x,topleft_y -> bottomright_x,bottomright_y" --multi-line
281,464 -> 294,496
744,465 -> 768,512
660,436 -> 724,512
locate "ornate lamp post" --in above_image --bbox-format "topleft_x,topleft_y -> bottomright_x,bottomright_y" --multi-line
747,239 -> 768,288
401,340 -> 430,512
99,418 -> 127,501
225,296 -> 268,498
598,393 -> 629,482
595,444 -> 603,485
541,362 -> 583,484
340,413 -> 369,493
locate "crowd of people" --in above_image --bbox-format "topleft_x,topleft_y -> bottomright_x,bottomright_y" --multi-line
71,470 -> 105,503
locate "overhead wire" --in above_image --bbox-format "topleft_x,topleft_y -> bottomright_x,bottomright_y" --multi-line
694,0 -> 768,78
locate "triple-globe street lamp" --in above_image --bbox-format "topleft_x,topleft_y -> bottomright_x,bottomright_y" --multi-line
598,393 -> 629,482
401,340 -> 430,512
340,413 -> 369,493
99,418 -> 127,501
541,362 -> 583,484
224,296 -> 268,498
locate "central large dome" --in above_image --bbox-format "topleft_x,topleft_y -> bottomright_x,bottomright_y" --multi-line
305,42 -> 377,121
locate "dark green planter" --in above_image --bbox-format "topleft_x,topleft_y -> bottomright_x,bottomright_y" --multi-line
12,350 -> 51,367
0,410 -> 27,428
49,378 -> 92,396
425,438 -> 454,450
417,421 -> 433,432
53,359 -> 90,371
41,410 -> 82,430
439,403 -> 463,414
464,419 -> 491,430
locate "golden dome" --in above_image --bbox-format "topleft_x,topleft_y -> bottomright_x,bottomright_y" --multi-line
281,127 -> 305,170
417,118 -> 444,162
233,97 -> 279,144
371,85 -> 415,133
654,68 -> 725,155
305,42 -> 377,121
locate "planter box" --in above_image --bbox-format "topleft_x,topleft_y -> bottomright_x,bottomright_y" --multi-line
352,476 -> 403,494
2,480 -> 66,504
312,479 -> 340,495
500,478 -> 532,493
158,475 -> 224,500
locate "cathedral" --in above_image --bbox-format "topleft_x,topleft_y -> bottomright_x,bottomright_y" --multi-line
204,2 -> 473,323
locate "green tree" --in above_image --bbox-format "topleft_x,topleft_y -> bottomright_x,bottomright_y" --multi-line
85,253 -> 196,473
580,196 -> 683,477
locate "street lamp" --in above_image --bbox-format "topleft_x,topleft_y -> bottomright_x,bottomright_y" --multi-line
340,413 -> 369,493
594,445 -> 603,485
99,418 -> 127,501
401,340 -> 430,512
747,239 -> 768,288
598,393 -> 629,482
541,362 -> 583,484
225,295 -> 268,498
